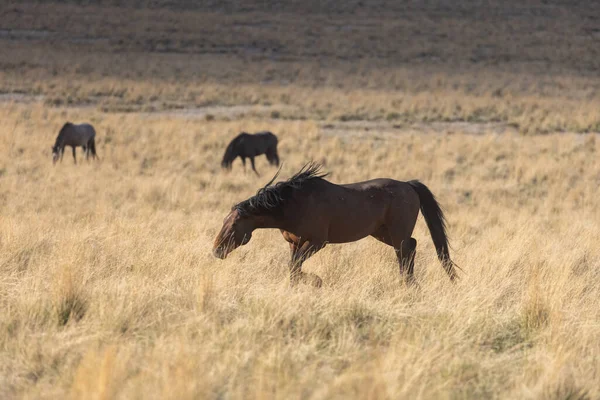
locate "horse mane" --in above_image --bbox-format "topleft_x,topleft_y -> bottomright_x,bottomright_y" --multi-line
221,133 -> 247,167
58,122 -> 72,136
234,162 -> 328,217
52,122 -> 73,149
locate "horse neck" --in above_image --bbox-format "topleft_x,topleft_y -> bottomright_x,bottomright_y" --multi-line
54,134 -> 65,148
249,201 -> 306,233
249,212 -> 284,230
56,128 -> 70,145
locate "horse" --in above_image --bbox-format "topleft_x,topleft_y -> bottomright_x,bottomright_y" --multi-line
52,122 -> 98,165
213,163 -> 458,288
221,131 -> 280,176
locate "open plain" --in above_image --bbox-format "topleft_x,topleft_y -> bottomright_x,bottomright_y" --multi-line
1,1 -> 600,399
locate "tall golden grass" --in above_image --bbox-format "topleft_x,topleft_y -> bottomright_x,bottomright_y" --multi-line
1,103 -> 599,398
1,1 -> 600,398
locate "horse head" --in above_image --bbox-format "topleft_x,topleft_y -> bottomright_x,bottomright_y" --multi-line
51,144 -> 61,165
212,209 -> 254,259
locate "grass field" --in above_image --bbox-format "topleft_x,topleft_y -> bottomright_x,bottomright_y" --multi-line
1,1 -> 600,399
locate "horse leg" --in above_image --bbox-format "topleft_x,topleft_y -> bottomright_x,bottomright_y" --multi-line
396,238 -> 417,285
241,157 -> 246,172
371,226 -> 418,286
289,240 -> 325,288
250,157 -> 259,176
72,146 -> 77,164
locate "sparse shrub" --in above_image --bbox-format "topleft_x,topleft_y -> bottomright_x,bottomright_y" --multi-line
386,112 -> 401,121
56,291 -> 87,326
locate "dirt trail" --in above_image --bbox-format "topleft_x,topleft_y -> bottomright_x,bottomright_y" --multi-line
320,120 -> 518,139
0,93 -> 520,136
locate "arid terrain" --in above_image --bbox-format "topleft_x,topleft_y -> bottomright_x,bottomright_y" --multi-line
1,1 -> 599,399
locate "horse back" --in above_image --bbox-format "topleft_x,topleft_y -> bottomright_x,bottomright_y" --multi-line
237,132 -> 274,156
59,123 -> 96,146
256,131 -> 278,152
80,123 -> 96,135
76,123 -> 96,139
259,131 -> 277,146
341,178 -> 404,191
336,178 -> 419,208
287,178 -> 402,243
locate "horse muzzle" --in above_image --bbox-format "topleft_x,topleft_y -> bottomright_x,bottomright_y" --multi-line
213,247 -> 227,259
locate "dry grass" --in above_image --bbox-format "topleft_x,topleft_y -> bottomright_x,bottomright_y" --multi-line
1,1 -> 600,398
1,103 -> 599,399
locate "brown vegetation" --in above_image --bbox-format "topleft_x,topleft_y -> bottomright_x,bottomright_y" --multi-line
1,1 -> 599,398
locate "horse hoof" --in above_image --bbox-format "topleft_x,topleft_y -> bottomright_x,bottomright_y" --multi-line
290,273 -> 322,288
306,273 -> 322,288
314,277 -> 323,288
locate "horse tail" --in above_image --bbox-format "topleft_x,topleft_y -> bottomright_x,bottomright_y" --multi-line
90,137 -> 98,159
266,133 -> 279,166
407,180 -> 458,281
221,135 -> 241,169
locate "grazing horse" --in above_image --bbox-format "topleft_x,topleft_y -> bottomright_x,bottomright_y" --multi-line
213,163 -> 458,288
52,122 -> 98,165
221,131 -> 279,176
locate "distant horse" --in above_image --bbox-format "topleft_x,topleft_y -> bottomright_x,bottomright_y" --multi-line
221,131 -> 279,176
213,163 -> 458,287
52,122 -> 98,165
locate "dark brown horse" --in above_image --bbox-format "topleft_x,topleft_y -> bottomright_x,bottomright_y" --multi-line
221,131 -> 279,176
213,163 -> 458,287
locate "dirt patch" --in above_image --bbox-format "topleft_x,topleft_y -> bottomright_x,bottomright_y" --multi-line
139,104 -> 298,119
0,29 -> 53,39
0,94 -> 297,120
409,121 -> 518,135
0,93 -> 45,103
320,120 -> 518,139
0,29 -> 109,45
